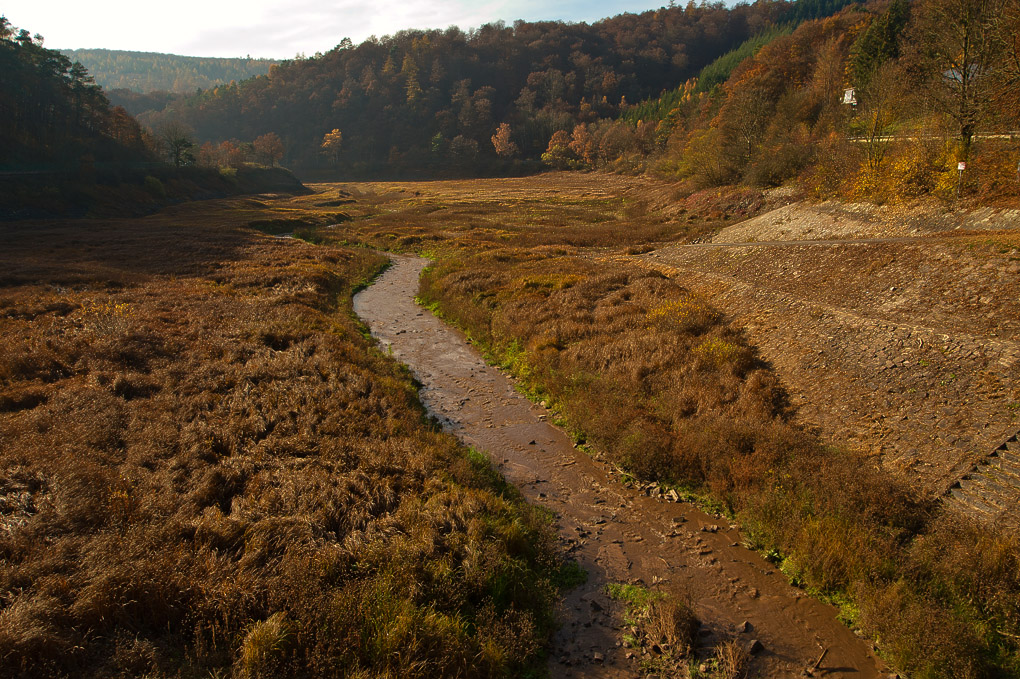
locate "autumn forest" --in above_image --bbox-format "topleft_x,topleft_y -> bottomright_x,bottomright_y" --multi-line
4,0 -> 1019,203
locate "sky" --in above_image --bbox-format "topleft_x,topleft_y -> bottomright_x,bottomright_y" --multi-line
3,0 -> 672,59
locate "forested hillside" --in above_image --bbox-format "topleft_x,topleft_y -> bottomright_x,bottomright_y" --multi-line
0,17 -> 306,219
141,0 -> 1018,204
0,19 -> 148,170
59,49 -> 279,93
155,1 -> 805,174
607,0 -> 1020,202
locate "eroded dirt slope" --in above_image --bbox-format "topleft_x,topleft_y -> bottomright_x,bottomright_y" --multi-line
711,201 -> 1020,243
614,206 -> 1020,527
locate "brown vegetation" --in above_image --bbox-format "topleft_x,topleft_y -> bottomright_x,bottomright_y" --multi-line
290,175 -> 1020,679
0,196 -> 559,677
606,582 -> 746,678
557,0 -> 1019,207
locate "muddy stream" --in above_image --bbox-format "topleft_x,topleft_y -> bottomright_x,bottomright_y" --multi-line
353,254 -> 886,678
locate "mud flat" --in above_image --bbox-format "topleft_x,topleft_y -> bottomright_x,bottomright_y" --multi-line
354,253 -> 885,678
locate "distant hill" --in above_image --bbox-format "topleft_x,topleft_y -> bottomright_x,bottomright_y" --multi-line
161,1 -> 793,174
1,19 -> 305,219
153,0 -> 874,176
58,48 -> 280,93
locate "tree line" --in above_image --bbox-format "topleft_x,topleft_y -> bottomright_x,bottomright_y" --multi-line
134,0 -> 1017,201
0,18 -> 148,170
550,0 -> 1020,201
58,49 -> 279,94
144,1 -> 808,175
13,0 -> 1016,202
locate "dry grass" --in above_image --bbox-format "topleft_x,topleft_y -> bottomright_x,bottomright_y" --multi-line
711,639 -> 749,679
607,582 -> 752,679
417,246 -> 1019,678
294,174 -> 730,252
0,195 -> 559,677
283,174 -> 1020,679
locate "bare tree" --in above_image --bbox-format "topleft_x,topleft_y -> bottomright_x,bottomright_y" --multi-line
907,0 -> 1007,158
856,62 -> 909,172
157,120 -> 195,168
991,0 -> 1020,124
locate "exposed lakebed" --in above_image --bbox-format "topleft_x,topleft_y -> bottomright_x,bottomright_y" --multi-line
353,253 -> 884,678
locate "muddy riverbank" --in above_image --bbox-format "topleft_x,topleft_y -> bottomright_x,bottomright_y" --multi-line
353,253 -> 886,678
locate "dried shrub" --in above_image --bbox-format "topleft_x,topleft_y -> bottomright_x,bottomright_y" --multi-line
645,586 -> 699,658
0,196 -> 559,679
970,140 -> 1020,202
714,638 -> 749,678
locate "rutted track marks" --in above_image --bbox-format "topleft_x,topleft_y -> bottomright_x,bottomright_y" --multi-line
353,254 -> 884,678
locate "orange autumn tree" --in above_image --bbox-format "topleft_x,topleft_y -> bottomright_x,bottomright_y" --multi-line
568,124 -> 597,166
490,122 -> 518,158
541,129 -> 578,169
254,132 -> 284,166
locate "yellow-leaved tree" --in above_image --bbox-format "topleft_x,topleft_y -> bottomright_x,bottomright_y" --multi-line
321,128 -> 343,166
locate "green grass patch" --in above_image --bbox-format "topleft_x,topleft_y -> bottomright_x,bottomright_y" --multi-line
552,560 -> 588,590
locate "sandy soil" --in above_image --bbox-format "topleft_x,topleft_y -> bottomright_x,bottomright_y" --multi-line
711,201 -> 1020,244
354,255 -> 886,679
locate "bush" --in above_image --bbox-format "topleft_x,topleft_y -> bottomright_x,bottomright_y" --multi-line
142,175 -> 165,199
887,139 -> 957,200
970,140 -> 1020,201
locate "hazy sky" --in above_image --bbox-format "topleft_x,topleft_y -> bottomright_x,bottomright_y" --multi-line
4,0 -> 671,59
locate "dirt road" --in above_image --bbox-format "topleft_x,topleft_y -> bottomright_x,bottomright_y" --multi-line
354,254 -> 886,678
